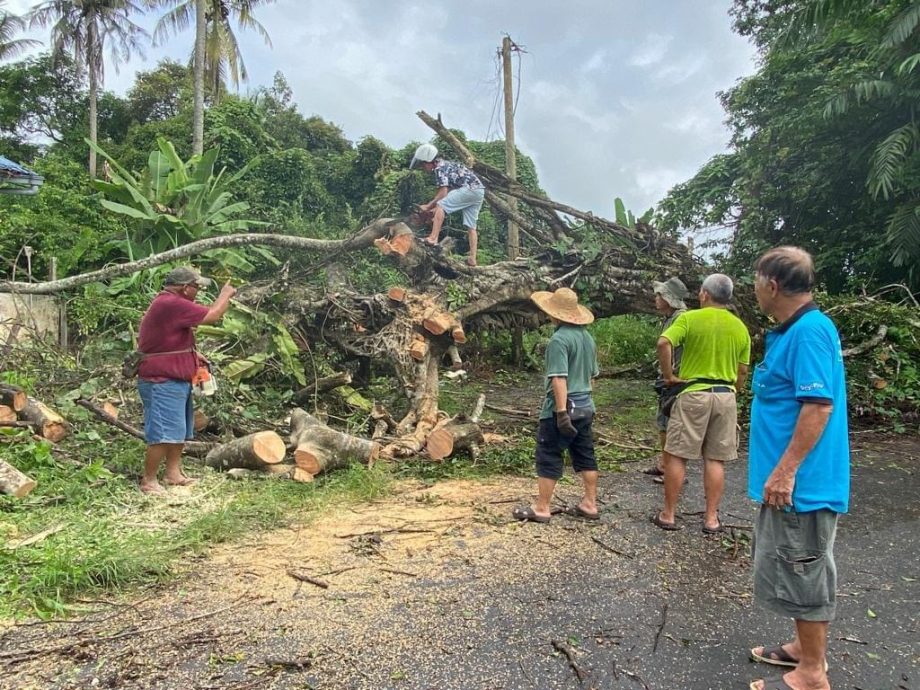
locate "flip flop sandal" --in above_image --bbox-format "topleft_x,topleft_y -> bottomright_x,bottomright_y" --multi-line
511,506 -> 551,523
749,676 -> 797,690
650,513 -> 682,531
642,466 -> 665,476
751,646 -> 829,671
652,475 -> 688,485
566,505 -> 600,521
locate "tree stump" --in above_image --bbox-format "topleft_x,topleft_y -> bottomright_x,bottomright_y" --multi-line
288,408 -> 380,477
20,398 -> 68,443
0,459 -> 36,498
204,431 -> 286,471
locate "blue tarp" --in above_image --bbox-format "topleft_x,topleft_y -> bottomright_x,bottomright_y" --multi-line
0,155 -> 44,195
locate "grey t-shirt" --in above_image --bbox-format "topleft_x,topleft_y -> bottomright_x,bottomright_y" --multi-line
655,308 -> 686,386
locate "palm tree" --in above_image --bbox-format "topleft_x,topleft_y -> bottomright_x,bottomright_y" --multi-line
788,0 -> 920,269
29,0 -> 148,177
0,0 -> 41,61
153,0 -> 274,155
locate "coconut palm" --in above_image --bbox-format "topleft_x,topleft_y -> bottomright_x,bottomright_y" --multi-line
29,0 -> 148,177
0,0 -> 41,61
153,0 -> 274,155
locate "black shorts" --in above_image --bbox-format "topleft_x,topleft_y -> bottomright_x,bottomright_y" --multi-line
534,414 -> 597,480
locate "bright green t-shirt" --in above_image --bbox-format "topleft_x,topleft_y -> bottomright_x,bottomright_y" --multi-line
660,307 -> 751,394
540,325 -> 600,419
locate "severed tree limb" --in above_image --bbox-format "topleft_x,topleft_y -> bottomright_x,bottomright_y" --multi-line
0,220 -> 393,295
75,398 -> 214,457
292,371 -> 353,404
0,459 -> 37,498
842,324 -> 888,357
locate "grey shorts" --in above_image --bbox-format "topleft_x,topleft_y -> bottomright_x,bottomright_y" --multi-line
753,505 -> 839,621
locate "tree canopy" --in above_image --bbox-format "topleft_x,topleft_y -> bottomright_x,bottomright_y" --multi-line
658,0 -> 920,291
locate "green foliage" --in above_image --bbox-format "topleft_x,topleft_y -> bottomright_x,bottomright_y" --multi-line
589,315 -> 661,369
0,153 -> 126,279
91,136 -> 265,257
660,0 -> 920,290
823,294 -> 920,430
196,301 -> 306,386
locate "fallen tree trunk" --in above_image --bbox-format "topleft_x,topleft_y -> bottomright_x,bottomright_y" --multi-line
288,408 -> 380,477
205,431 -> 286,471
19,398 -> 67,443
0,459 -> 37,498
0,384 -> 27,412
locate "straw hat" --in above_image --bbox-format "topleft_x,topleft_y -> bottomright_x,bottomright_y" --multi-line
530,287 -> 594,325
652,276 -> 688,310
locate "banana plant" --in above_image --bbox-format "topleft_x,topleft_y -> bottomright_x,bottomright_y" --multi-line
88,136 -> 268,260
614,197 -> 654,229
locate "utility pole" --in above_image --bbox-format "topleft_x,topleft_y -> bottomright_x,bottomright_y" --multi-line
502,35 -> 524,365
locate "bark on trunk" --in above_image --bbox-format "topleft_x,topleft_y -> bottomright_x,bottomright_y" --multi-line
20,398 -> 67,443
0,459 -> 36,498
292,372 -> 353,404
192,0 -> 206,156
204,431 -> 286,471
288,408 -> 380,477
0,384 -> 27,412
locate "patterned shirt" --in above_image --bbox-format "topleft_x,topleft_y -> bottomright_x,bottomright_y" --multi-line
433,159 -> 483,190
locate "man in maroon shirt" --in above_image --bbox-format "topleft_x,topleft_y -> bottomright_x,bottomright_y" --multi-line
137,266 -> 235,495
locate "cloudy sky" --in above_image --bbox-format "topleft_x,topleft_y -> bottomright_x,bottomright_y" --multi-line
8,0 -> 757,219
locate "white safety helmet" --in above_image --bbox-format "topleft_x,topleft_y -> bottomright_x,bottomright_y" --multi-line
409,143 -> 438,169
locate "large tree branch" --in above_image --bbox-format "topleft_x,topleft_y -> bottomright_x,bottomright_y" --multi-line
0,220 -> 392,294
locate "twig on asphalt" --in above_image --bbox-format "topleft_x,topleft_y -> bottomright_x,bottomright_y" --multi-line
551,639 -> 587,682
591,535 -> 635,559
652,602 -> 668,654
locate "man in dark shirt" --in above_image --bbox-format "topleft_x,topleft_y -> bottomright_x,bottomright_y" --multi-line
137,266 -> 235,495
410,143 -> 486,267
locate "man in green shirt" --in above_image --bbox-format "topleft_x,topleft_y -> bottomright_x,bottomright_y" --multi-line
512,287 -> 600,523
652,274 -> 751,533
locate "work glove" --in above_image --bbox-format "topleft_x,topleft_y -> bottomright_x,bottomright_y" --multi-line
555,410 -> 578,438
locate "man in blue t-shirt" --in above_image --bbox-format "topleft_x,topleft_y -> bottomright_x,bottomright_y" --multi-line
410,143 -> 486,267
747,247 -> 849,690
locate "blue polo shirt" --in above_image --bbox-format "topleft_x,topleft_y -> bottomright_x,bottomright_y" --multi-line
748,303 -> 850,513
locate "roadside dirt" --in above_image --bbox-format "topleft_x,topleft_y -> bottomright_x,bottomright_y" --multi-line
1,382 -> 917,689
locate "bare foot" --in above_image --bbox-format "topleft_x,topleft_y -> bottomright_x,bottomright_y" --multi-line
423,236 -> 439,246
162,474 -> 197,487
139,481 -> 166,496
750,668 -> 830,690
466,257 -> 477,267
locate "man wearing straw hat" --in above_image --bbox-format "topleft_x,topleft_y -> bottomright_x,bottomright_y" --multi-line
512,287 -> 600,523
644,277 -> 689,482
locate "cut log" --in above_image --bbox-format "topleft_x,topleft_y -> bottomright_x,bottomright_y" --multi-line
0,405 -> 16,423
289,408 -> 380,477
227,464 -> 295,480
388,230 -> 414,257
193,409 -> 210,433
20,397 -> 68,443
425,419 -> 485,461
373,237 -> 393,255
409,337 -> 429,362
0,459 -> 37,498
422,310 -> 454,336
451,327 -> 466,344
387,287 -> 407,303
292,371 -> 353,404
102,402 -> 119,420
204,431 -> 286,471
0,384 -> 27,412
291,467 -> 315,483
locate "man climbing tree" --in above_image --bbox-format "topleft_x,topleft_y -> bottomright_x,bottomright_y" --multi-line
410,143 -> 486,267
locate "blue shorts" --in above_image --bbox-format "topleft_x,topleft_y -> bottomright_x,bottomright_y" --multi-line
438,185 -> 485,229
138,379 -> 194,445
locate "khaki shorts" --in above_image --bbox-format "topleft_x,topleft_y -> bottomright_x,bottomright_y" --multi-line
664,391 -> 738,461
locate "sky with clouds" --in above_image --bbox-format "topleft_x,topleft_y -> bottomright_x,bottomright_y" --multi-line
7,0 -> 757,219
